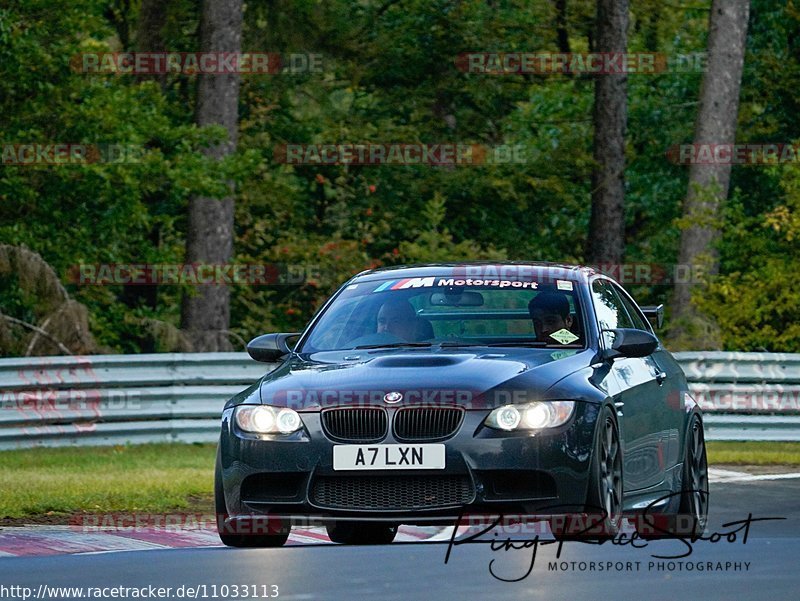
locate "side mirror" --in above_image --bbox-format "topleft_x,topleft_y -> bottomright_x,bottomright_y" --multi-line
602,328 -> 658,360
246,333 -> 300,362
641,304 -> 664,329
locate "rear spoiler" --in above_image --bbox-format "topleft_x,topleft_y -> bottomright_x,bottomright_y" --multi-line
641,304 -> 664,329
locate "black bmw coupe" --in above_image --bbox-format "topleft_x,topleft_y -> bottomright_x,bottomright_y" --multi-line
215,263 -> 708,546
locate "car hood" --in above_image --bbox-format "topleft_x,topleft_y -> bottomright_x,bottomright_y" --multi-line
257,348 -> 594,410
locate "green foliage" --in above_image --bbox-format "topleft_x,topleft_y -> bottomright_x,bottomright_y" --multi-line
696,161 -> 800,351
398,193 -> 507,263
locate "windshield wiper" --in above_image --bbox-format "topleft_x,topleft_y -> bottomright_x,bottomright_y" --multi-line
486,341 -> 585,348
353,342 -> 434,350
441,340 -> 583,349
485,341 -> 549,347
438,341 -> 547,348
352,341 -> 581,350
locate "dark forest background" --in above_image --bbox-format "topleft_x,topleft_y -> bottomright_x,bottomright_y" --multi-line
1,0 -> 798,356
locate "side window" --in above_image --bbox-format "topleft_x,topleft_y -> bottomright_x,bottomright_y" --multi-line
591,279 -> 637,349
304,295 -> 376,350
591,280 -> 633,331
612,284 -> 651,332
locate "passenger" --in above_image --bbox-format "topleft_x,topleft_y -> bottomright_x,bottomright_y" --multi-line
528,292 -> 575,342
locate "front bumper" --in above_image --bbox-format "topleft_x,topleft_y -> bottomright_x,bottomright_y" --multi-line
218,403 -> 599,525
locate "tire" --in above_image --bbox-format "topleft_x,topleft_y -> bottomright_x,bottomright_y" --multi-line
678,414 -> 709,534
215,446 -> 290,548
635,413 -> 708,539
326,521 -> 398,545
551,405 -> 623,540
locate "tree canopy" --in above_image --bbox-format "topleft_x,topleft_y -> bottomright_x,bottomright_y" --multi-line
1,0 -> 798,355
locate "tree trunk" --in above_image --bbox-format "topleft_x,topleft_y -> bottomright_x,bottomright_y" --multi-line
555,0 -> 571,54
585,0 -> 629,265
120,0 -> 170,324
135,0 -> 168,86
670,0 -> 750,348
180,0 -> 242,351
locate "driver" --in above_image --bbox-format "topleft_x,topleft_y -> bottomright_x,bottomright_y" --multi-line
528,291 -> 575,342
376,299 -> 419,341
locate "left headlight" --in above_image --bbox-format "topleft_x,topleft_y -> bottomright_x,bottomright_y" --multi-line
235,406 -> 303,434
485,401 -> 575,431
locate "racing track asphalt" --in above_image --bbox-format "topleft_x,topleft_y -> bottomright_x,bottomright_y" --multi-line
2,478 -> 799,601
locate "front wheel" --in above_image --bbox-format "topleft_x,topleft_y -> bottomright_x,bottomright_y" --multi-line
551,406 -> 623,539
326,521 -> 398,545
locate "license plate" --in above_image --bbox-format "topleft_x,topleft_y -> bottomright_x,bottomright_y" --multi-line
333,444 -> 445,471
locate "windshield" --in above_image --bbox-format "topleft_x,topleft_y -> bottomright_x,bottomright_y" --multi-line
298,275 -> 586,352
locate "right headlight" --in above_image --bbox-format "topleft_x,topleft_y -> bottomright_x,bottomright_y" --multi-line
485,401 -> 575,431
234,405 -> 303,434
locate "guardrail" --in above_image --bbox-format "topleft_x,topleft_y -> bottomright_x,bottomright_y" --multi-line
0,352 -> 798,449
0,354 -> 264,449
678,352 -> 800,441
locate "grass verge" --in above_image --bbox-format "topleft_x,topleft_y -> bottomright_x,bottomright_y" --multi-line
706,441 -> 800,466
0,443 -> 216,520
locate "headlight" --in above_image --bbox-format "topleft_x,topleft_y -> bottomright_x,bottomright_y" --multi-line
235,406 -> 303,434
485,401 -> 575,431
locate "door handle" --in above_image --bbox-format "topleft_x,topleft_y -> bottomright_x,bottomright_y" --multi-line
656,371 -> 668,385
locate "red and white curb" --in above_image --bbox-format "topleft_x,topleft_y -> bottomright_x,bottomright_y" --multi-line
0,525 -> 449,557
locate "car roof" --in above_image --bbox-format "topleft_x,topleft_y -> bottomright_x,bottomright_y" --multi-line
350,261 -> 599,283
